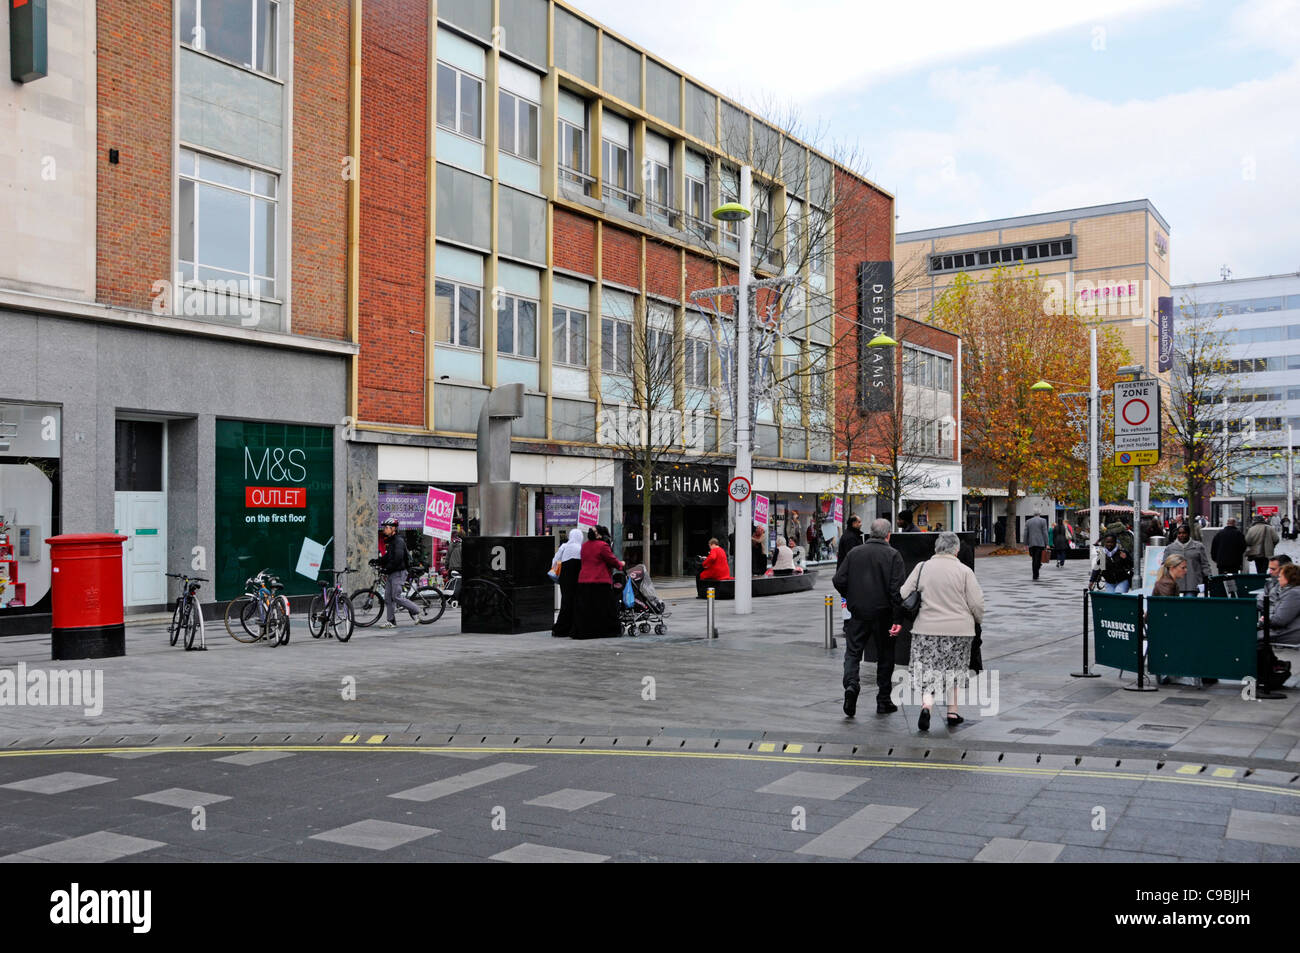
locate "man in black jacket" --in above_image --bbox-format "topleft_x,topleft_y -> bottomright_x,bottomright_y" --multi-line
836,515 -> 864,567
378,517 -> 422,627
1210,518 -> 1247,574
833,518 -> 905,717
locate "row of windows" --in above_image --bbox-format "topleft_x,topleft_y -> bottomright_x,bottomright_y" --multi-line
902,347 -> 954,392
1182,295 -> 1300,316
903,416 -> 954,458
929,238 -> 1076,275
1219,324 -> 1300,345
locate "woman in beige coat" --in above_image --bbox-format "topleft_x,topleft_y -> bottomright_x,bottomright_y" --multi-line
900,532 -> 986,731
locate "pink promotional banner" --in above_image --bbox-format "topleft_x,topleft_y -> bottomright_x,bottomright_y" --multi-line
833,497 -> 844,526
578,490 -> 600,527
423,487 -> 455,540
753,494 -> 770,527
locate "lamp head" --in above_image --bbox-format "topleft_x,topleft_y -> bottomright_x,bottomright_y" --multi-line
866,334 -> 897,348
712,202 -> 751,222
1030,380 -> 1053,392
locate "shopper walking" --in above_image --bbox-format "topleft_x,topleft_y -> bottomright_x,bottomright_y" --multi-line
1049,515 -> 1072,568
1164,525 -> 1210,594
572,525 -> 623,639
377,517 -> 421,628
1099,534 -> 1134,593
832,518 -> 905,718
550,528 -> 585,638
1245,515 -> 1280,574
836,515 -> 864,567
900,532 -> 985,731
1025,511 -> 1049,581
1211,517 -> 1247,574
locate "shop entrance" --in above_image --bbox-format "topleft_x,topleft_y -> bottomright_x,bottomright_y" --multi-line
623,506 -> 672,577
114,419 -> 167,606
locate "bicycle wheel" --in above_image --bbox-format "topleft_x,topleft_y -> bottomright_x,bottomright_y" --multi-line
308,595 -> 326,638
225,596 -> 260,644
241,599 -> 263,639
349,587 -> 384,627
183,601 -> 200,650
277,597 -> 291,645
331,594 -> 355,643
169,600 -> 183,646
263,602 -> 287,646
412,587 -> 446,624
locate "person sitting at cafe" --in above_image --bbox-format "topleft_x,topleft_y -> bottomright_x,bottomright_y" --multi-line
1151,553 -> 1187,597
1267,563 -> 1300,647
1265,554 -> 1293,602
699,538 -> 730,581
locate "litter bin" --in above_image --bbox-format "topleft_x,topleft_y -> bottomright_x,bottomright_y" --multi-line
45,533 -> 128,660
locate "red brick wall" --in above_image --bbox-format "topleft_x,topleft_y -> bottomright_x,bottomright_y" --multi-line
357,0 -> 426,426
601,225 -> 639,288
553,207 -> 596,276
97,1 -> 172,310
291,2 -> 350,341
684,252 -> 714,297
644,241 -> 679,300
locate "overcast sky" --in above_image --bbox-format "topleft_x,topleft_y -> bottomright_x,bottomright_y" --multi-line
576,0 -> 1300,285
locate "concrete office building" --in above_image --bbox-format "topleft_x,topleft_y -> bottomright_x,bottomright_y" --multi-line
350,0 -> 921,578
895,200 -> 1172,541
1173,272 -> 1300,523
0,1 -> 356,634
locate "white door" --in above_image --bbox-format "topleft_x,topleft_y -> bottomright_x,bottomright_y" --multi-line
116,492 -> 167,605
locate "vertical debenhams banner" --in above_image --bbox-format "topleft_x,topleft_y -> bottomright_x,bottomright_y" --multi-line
858,261 -> 894,412
215,421 -> 334,600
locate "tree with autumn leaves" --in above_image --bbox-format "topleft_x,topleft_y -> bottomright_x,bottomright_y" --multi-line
930,267 -> 1129,544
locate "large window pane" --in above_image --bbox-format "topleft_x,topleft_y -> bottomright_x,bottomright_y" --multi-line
437,65 -> 457,129
497,297 -> 514,354
178,179 -> 196,262
255,0 -> 277,74
521,103 -> 539,161
553,308 -> 567,362
460,74 -> 482,138
568,312 -> 586,367
198,185 -> 251,274
517,300 -> 536,357
459,287 -> 481,348
435,281 -> 455,343
197,153 -> 249,190
601,317 -> 614,372
616,323 -> 630,373
204,0 -> 254,67
254,198 -> 275,280
498,91 -> 515,153
180,0 -> 199,47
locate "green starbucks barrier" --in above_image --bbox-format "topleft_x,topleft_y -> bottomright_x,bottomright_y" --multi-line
1089,591 -> 1144,677
1206,574 -> 1267,598
1146,596 -> 1257,681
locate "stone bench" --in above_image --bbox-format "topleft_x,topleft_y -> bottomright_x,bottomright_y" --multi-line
695,571 -> 817,599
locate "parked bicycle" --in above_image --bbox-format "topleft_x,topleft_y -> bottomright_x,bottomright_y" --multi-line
224,569 -> 291,646
308,568 -> 356,642
350,559 -> 447,627
165,572 -> 207,651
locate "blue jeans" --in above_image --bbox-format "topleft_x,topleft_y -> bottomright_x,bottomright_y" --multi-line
1103,579 -> 1131,593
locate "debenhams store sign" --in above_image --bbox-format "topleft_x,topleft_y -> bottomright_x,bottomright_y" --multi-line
622,466 -> 728,506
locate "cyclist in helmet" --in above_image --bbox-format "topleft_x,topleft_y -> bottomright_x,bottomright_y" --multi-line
378,517 -> 422,627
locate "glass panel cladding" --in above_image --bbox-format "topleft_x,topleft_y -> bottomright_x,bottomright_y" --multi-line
554,7 -> 597,82
602,36 -> 641,105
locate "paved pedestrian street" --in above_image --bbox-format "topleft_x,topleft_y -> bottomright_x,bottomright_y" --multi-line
1,554 -> 1299,862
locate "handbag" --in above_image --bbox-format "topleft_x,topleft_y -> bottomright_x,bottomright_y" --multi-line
1040,548 -> 1050,564
900,563 -> 924,622
969,621 -> 983,674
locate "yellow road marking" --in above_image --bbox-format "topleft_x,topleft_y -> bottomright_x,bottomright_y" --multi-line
785,744 -> 803,753
1175,764 -> 1203,775
757,743 -> 775,752
365,734 -> 387,745
0,744 -> 1292,798
340,734 -> 359,744
1212,767 -> 1236,778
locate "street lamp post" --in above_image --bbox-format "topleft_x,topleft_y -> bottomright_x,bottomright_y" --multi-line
1030,328 -> 1100,547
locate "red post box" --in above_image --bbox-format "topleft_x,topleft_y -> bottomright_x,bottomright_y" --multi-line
44,533 -> 128,660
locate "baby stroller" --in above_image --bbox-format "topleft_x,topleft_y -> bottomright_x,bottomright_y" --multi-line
615,564 -> 669,636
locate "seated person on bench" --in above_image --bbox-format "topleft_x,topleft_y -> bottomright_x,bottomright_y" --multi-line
1266,563 -> 1300,647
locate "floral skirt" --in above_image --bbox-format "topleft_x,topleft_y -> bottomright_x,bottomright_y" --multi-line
909,633 -> 973,696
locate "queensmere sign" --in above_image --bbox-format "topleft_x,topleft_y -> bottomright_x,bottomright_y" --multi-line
858,262 -> 894,412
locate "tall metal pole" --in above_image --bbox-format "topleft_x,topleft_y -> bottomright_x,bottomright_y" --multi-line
1288,428 -> 1295,532
734,166 -> 754,616
1089,328 -> 1099,546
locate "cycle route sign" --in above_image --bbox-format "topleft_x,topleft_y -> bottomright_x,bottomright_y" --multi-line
1113,379 -> 1160,467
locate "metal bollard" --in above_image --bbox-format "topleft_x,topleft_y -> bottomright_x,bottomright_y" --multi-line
824,594 -> 836,649
706,587 -> 716,639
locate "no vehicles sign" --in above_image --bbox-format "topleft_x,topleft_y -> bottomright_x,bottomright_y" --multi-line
1113,379 -> 1160,466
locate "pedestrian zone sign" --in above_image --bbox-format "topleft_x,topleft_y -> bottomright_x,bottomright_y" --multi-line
1113,379 -> 1160,467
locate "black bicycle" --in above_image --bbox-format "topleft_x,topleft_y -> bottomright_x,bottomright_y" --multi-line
308,568 -> 355,642
165,572 -> 207,651
350,559 -> 447,627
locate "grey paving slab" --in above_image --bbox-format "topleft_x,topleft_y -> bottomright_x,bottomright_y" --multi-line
214,750 -> 295,766
1226,808 -> 1300,848
795,803 -> 917,859
755,770 -> 869,801
974,836 -> 1065,863
524,789 -> 614,811
0,772 -> 115,794
310,819 -> 439,850
4,831 -> 165,863
389,762 -> 535,802
490,842 -> 609,863
133,788 -> 232,809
